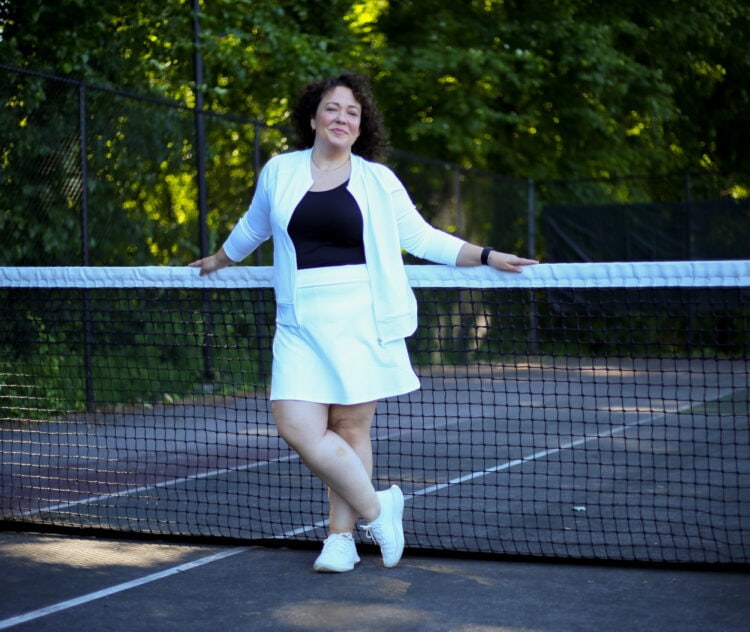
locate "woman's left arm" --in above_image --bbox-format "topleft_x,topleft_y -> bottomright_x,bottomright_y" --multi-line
456,243 -> 538,273
384,166 -> 537,271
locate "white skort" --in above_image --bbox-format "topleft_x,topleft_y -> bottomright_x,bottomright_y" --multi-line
270,264 -> 420,404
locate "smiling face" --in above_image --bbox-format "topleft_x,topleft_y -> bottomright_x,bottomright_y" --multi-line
311,86 -> 362,152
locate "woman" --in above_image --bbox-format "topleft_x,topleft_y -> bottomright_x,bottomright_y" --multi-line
190,72 -> 537,573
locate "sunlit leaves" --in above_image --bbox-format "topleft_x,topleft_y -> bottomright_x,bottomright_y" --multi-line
2,0 -> 748,268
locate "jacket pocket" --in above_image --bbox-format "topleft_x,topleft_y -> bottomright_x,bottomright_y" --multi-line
275,301 -> 298,327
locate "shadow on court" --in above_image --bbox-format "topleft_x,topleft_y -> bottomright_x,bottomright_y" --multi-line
1,531 -> 748,632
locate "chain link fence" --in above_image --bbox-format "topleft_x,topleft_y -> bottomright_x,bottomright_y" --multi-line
538,176 -> 750,262
2,63 -> 748,267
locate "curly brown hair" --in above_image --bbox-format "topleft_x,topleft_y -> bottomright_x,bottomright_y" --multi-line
291,72 -> 389,161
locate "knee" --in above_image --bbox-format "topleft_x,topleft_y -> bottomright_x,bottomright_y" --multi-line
331,424 -> 369,449
328,402 -> 377,443
328,412 -> 370,446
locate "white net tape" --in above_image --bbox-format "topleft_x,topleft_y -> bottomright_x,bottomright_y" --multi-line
1,260 -> 749,289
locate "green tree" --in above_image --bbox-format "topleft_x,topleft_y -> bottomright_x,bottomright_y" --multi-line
1,0 -> 747,266
371,0 -> 749,183
0,0 -> 374,265
1,0 -> 198,264
627,0 -> 750,180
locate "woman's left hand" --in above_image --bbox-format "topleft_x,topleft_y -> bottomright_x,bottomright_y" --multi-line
486,251 -> 538,273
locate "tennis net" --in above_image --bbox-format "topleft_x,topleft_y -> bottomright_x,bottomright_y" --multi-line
1,261 -> 749,566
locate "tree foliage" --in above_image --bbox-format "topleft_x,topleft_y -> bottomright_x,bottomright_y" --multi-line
4,0 -> 746,177
373,0 -> 749,181
1,0 -> 747,265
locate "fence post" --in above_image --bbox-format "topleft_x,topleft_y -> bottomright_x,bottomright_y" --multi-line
79,86 -> 90,268
527,177 -> 536,259
193,0 -> 215,382
454,165 -> 463,235
254,121 -> 262,266
79,85 -> 96,412
453,166 -> 468,364
193,0 -> 208,260
684,172 -> 693,260
252,121 -> 272,387
684,171 -> 695,352
527,178 -> 538,353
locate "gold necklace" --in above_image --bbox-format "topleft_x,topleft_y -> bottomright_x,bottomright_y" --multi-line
311,154 -> 351,172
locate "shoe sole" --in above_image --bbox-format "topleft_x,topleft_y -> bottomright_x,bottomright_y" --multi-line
313,555 -> 361,573
313,562 -> 359,573
383,485 -> 405,568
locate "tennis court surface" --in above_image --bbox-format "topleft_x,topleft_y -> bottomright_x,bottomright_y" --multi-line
2,356 -> 748,560
2,530 -> 749,631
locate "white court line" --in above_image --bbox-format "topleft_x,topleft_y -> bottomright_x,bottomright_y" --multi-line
0,547 -> 247,630
20,453 -> 301,518
19,398 -> 702,531
277,518 -> 330,538
272,402 -> 698,539
0,401 -> 703,627
412,435 -> 605,498
408,402 -> 698,499
18,419 -> 442,519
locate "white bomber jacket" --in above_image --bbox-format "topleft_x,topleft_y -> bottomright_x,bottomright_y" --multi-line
222,148 -> 466,343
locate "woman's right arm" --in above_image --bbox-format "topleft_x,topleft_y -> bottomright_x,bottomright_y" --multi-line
189,161 -> 274,276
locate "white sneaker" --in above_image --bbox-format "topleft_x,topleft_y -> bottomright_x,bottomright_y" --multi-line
361,485 -> 405,568
313,532 -> 361,573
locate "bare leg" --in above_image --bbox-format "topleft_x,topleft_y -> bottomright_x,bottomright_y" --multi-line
272,400 -> 380,525
327,401 -> 377,533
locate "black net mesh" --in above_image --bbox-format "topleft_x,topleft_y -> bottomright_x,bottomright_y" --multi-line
1,263 -> 748,565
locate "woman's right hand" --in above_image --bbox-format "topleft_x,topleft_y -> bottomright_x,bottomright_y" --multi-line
188,247 -> 232,276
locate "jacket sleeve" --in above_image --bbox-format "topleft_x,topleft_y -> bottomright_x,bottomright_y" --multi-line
222,161 -> 274,262
381,168 -> 465,265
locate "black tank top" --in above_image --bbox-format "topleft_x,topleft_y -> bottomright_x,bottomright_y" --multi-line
287,181 -> 366,269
